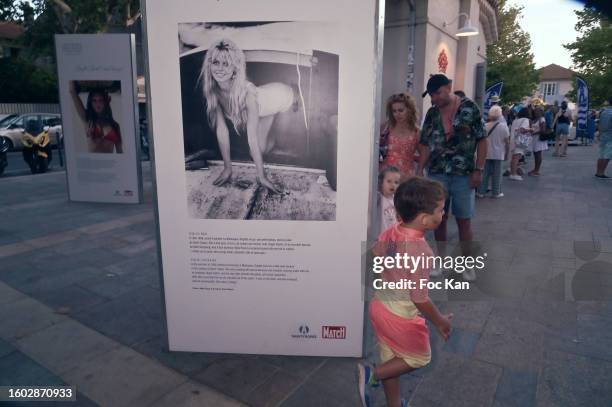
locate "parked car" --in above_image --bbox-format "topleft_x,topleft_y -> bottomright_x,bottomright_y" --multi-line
0,113 -> 62,151
0,113 -> 18,126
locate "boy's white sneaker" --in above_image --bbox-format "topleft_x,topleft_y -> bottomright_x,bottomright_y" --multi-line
509,175 -> 523,181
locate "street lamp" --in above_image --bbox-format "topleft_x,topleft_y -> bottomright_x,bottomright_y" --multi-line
443,12 -> 479,37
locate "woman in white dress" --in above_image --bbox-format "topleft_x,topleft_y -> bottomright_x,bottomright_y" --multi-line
509,107 -> 532,181
529,107 -> 548,176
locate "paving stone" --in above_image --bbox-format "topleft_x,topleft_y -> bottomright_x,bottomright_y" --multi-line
477,241 -> 517,262
72,286 -> 163,346
16,319 -> 120,375
442,328 -> 481,358
113,239 -> 157,256
61,346 -> 186,407
133,336 -> 229,376
0,281 -> 25,305
575,300 -> 612,318
520,299 -> 577,338
536,350 -> 612,407
15,266 -> 102,297
577,313 -> 612,341
246,370 -> 304,407
0,351 -> 64,386
194,356 -> 279,403
0,338 -> 15,358
410,352 -> 501,407
257,355 -> 326,378
473,308 -> 544,373
149,380 -> 244,407
544,329 -> 612,363
278,359 -> 361,407
35,284 -> 108,314
437,301 -> 493,332
101,253 -> 158,277
0,297 -> 67,342
77,270 -> 156,299
467,269 -> 529,300
493,368 -> 537,407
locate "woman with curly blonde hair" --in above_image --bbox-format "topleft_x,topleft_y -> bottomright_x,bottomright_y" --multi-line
199,38 -> 297,193
379,93 -> 420,179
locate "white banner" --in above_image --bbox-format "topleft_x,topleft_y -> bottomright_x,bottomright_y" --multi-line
143,0 -> 379,356
55,34 -> 142,203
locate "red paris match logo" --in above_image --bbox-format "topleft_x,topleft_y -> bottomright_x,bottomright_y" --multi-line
438,50 -> 448,73
322,326 -> 346,339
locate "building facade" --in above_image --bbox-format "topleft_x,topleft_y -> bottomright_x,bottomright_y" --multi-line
536,63 -> 575,106
382,0 -> 499,119
0,22 -> 24,58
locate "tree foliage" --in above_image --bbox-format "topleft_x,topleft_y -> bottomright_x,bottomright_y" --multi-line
21,0 -> 140,58
0,0 -> 140,103
0,57 -> 58,103
563,7 -> 611,107
0,0 -> 32,22
486,0 -> 539,104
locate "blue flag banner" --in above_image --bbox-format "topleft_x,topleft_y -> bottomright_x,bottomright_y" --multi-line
483,82 -> 503,120
576,76 -> 589,133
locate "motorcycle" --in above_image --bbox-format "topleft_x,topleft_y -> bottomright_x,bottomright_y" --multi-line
0,137 -> 9,176
21,121 -> 52,174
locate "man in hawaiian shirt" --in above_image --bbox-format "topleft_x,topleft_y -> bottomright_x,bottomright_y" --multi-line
417,74 -> 487,281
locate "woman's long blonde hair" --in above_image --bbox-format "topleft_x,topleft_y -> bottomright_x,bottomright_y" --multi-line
386,93 -> 418,131
199,39 -> 249,131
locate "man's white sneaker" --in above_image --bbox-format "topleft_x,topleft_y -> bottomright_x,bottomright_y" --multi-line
509,175 -> 523,181
491,193 -> 504,198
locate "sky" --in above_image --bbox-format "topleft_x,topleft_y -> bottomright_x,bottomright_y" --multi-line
506,0 -> 583,69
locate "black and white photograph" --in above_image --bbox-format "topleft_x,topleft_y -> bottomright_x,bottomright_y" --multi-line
178,21 -> 339,221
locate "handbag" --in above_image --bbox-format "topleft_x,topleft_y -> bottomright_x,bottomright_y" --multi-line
514,121 -> 532,150
539,118 -> 555,141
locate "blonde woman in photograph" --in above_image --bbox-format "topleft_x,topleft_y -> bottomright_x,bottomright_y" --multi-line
200,38 -> 300,193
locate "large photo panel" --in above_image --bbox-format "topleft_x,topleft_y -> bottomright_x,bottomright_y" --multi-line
55,34 -> 142,203
179,22 -> 339,221
144,0 -> 379,356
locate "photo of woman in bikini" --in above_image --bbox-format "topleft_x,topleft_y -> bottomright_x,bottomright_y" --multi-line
70,80 -> 123,154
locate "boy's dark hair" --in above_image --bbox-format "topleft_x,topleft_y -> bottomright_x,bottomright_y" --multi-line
378,165 -> 401,186
394,177 -> 446,223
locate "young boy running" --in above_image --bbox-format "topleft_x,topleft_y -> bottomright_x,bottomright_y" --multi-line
359,177 -> 453,407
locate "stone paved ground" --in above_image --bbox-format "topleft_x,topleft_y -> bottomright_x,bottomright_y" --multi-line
0,145 -> 611,406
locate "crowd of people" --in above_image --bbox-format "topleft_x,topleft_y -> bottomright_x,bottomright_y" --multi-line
362,74 -> 611,407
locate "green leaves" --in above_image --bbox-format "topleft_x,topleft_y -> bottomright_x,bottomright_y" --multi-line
563,7 -> 611,106
0,57 -> 58,103
485,0 -> 539,103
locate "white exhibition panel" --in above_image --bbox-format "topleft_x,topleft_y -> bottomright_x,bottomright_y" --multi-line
55,34 -> 141,203
144,0 -> 378,356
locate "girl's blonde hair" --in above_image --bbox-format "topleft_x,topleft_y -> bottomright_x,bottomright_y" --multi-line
199,39 -> 249,131
386,93 -> 418,130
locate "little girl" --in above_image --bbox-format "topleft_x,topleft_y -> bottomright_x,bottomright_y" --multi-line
359,177 -> 453,407
200,38 -> 298,193
377,166 -> 401,236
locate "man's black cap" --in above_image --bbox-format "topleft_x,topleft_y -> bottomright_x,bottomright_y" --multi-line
422,74 -> 452,98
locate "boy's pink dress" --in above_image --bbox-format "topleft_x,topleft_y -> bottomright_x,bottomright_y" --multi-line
370,224 -> 432,367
